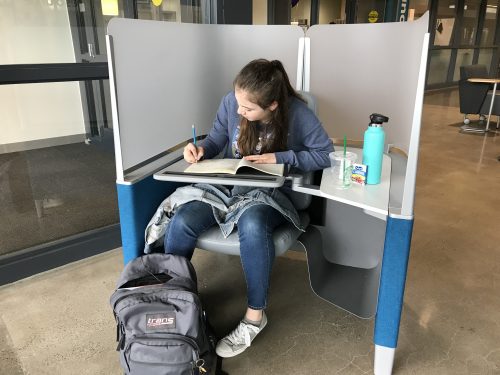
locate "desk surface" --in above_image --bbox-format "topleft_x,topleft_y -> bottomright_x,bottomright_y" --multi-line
468,78 -> 500,84
319,148 -> 391,216
154,148 -> 391,216
154,158 -> 286,188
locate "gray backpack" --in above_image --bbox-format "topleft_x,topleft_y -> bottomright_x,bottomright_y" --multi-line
110,253 -> 216,375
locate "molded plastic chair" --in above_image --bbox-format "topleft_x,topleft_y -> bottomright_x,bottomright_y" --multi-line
195,173 -> 314,256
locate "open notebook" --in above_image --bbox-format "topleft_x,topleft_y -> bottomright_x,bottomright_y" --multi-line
184,158 -> 284,177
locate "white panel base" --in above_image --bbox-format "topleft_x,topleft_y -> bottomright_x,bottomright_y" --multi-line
374,345 -> 395,375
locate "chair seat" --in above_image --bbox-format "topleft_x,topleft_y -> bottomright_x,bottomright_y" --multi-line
196,211 -> 310,256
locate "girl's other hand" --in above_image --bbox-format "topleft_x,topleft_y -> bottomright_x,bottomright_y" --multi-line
243,153 -> 276,164
184,143 -> 205,163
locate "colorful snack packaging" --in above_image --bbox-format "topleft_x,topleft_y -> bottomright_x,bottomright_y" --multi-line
351,163 -> 367,185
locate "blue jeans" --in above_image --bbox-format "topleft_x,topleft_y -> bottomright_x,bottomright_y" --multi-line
164,200 -> 287,309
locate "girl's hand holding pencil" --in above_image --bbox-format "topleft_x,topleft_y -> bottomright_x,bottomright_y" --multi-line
184,124 -> 204,163
183,143 -> 204,163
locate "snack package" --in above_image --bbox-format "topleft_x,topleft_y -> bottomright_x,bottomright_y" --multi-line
351,163 -> 367,185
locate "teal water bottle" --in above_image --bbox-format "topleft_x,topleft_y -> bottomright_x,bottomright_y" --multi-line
362,113 -> 389,185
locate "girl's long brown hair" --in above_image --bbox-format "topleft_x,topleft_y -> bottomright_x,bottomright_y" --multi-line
234,59 -> 304,156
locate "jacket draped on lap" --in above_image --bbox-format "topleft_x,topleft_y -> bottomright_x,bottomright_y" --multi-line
144,183 -> 302,253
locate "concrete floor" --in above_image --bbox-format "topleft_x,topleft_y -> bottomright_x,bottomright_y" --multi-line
1,97 -> 500,374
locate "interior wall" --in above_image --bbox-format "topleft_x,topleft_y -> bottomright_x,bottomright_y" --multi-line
253,0 -> 267,25
0,1 -> 85,146
291,0 -> 311,25
164,0 -> 181,20
319,0 -> 342,24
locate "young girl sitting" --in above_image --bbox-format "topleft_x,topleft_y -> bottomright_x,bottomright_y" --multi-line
165,58 -> 333,358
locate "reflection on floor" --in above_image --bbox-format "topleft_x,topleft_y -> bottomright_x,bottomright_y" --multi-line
0,129 -> 118,256
424,87 -> 460,107
0,90 -> 499,374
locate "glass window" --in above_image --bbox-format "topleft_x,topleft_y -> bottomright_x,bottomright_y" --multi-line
453,48 -> 474,80
481,0 -> 498,46
477,48 -> 494,69
92,0 -> 126,57
253,0 -> 268,25
428,0 -> 500,87
356,0 -> 386,24
410,0 -> 430,20
318,0 -> 343,24
137,0 -> 180,21
434,0 -> 457,46
0,1 -> 76,64
291,0 -> 311,27
0,81 -> 118,257
459,0 -> 480,45
0,0 -> 124,65
427,49 -> 452,85
136,0 -> 212,23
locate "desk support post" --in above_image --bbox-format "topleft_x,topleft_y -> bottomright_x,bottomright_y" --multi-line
373,216 -> 414,374
486,82 -> 498,131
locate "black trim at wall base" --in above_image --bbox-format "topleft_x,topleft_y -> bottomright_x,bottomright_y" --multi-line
0,224 -> 122,286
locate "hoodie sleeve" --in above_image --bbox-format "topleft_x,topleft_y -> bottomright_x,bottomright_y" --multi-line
275,102 -> 334,172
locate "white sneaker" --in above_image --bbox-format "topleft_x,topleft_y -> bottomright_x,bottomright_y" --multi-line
215,312 -> 267,358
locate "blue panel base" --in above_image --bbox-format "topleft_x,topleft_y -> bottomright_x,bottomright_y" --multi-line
374,216 -> 414,348
117,177 -> 182,265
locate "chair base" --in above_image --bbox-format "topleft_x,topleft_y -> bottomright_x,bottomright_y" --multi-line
460,114 -> 496,133
460,124 -> 488,134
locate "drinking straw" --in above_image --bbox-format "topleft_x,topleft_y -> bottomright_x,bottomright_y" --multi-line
343,135 -> 346,157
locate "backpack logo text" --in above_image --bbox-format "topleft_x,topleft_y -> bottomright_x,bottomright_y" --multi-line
146,313 -> 176,330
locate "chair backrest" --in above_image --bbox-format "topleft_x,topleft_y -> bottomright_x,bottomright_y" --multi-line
460,64 -> 489,80
459,65 -> 490,114
299,91 -> 317,115
285,91 -> 322,211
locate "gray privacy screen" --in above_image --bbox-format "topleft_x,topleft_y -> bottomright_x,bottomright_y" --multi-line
307,14 -> 429,154
107,19 -> 303,172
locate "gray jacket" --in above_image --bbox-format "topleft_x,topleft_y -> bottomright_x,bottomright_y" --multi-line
144,183 -> 303,253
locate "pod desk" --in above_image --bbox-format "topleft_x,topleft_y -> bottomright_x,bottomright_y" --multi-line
107,14 -> 430,375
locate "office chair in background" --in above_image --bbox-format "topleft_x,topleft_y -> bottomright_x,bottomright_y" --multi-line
459,64 -> 500,127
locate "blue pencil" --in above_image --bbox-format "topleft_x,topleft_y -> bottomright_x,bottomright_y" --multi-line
192,124 -> 196,146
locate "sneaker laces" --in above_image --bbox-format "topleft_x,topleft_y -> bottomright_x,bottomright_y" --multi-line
225,321 -> 259,347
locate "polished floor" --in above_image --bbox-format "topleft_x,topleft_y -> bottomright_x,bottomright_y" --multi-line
1,91 -> 500,374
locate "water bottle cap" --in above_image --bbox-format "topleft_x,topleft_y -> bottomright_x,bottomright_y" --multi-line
369,113 -> 389,126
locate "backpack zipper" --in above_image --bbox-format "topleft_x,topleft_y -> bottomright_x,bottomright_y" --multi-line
128,333 -> 201,353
